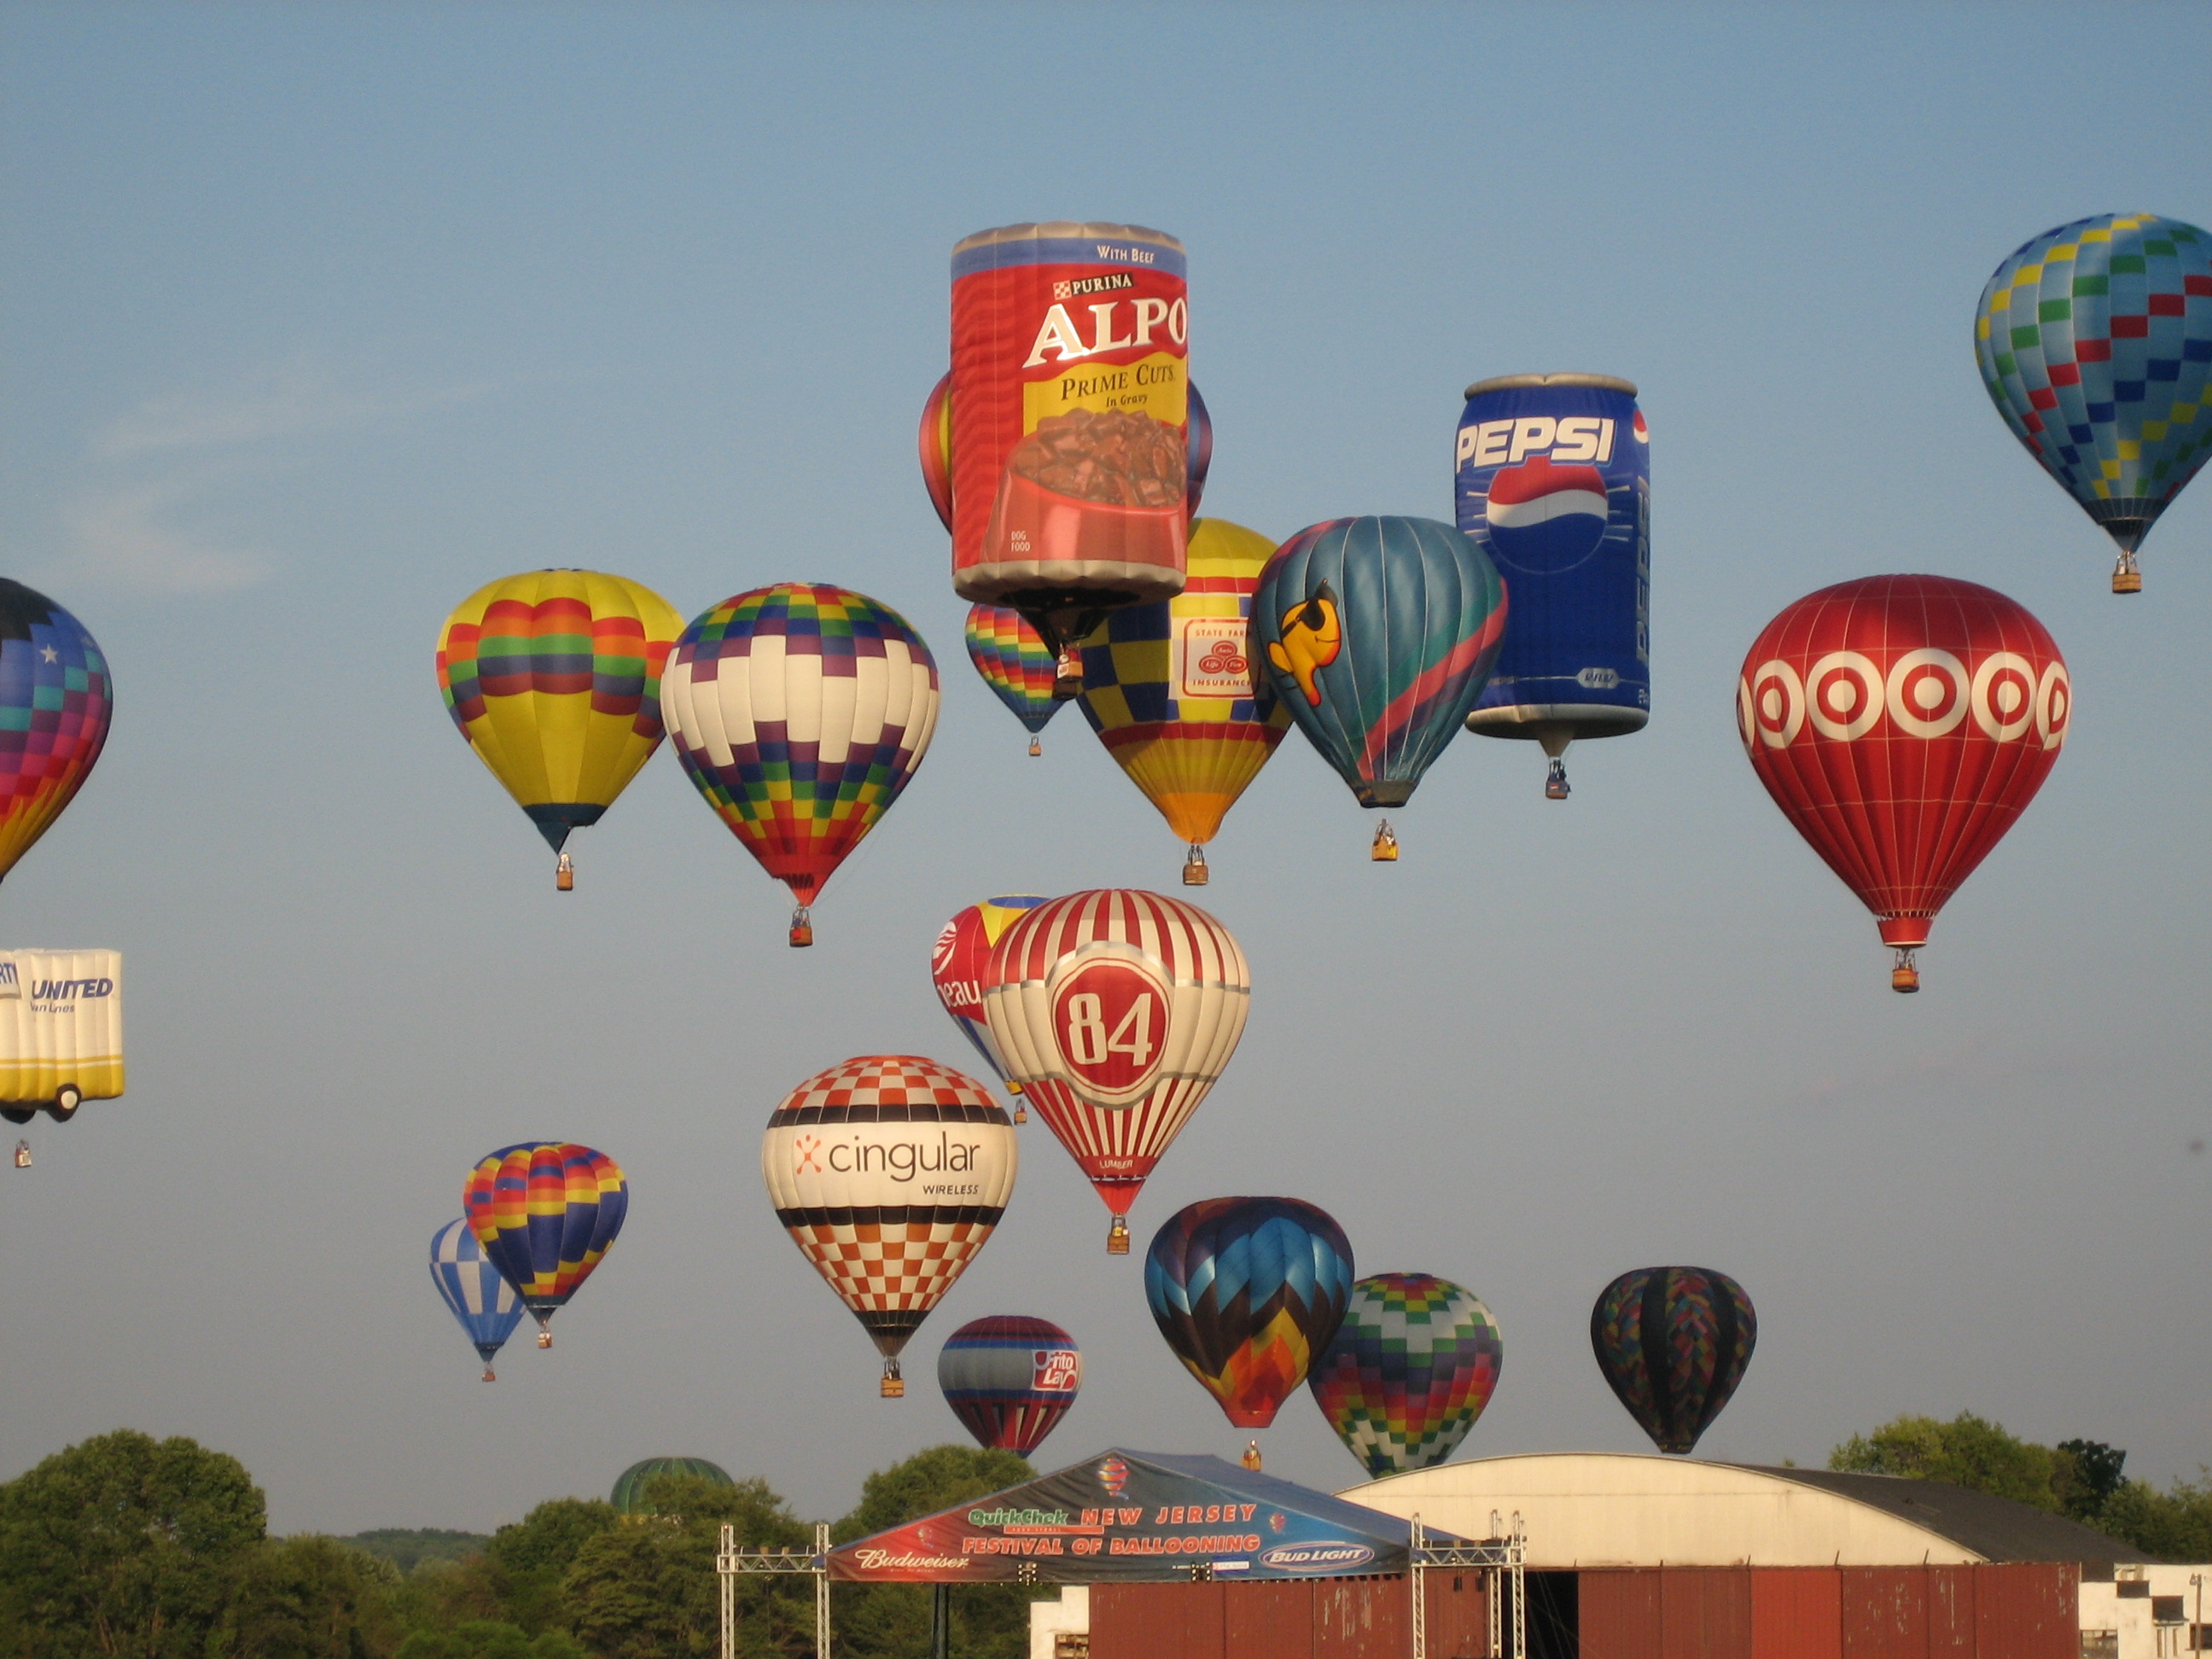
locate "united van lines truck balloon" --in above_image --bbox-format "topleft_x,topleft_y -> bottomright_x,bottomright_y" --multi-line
946,222 -> 1191,686
1457,375 -> 1650,799
980,889 -> 1249,1254
762,1055 -> 1017,1397
1738,575 -> 2069,992
0,950 -> 123,1125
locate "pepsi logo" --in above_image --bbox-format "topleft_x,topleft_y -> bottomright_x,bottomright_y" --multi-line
1481,452 -> 1613,571
1633,409 -> 1649,444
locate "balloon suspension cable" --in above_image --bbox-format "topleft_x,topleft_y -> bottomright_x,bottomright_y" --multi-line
1183,844 -> 1209,887
1106,1214 -> 1131,1255
1028,736 -> 1043,758
789,905 -> 814,949
881,1357 -> 905,1399
1890,948 -> 1920,994
1242,1440 -> 1263,1473
556,850 -> 574,892
481,1366 -> 497,1383
1371,819 -> 1400,862
12,1139 -> 28,1168
1545,757 -> 1571,800
2112,549 -> 2143,594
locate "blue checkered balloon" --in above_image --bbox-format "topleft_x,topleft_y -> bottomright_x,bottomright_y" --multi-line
430,1218 -> 524,1379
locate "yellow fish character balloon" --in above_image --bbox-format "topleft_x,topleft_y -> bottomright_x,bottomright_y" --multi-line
1075,520 -> 1293,884
436,570 -> 683,888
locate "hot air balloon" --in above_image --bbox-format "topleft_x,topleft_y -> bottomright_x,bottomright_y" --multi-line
936,1314 -> 1082,1454
947,223 -> 1191,683
1591,1266 -> 1755,1456
435,570 -> 681,889
1253,517 -> 1506,858
662,585 -> 940,947
1975,213 -> 2212,592
931,895 -> 1049,1120
964,606 -> 1061,756
1075,518 -> 1293,884
1738,574 -> 2070,992
0,579 -> 113,889
610,1458 -> 733,1516
428,1218 -> 525,1382
463,1143 -> 627,1348
1307,1272 -> 1504,1477
1458,375 -> 1650,798
1145,1196 -> 1353,1433
761,1055 -> 1016,1396
979,890 -> 1249,1254
919,373 -> 1214,535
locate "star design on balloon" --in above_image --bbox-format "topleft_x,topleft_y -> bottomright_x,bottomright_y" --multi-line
39,645 -> 58,663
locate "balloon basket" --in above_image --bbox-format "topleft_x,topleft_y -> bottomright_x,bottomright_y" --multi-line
1051,645 -> 1084,701
556,852 -> 574,892
1028,736 -> 1042,757
12,1139 -> 28,1168
1890,949 -> 1920,994
1371,820 -> 1400,862
1545,758 -> 1570,800
1011,1099 -> 1027,1123
1241,1441 -> 1263,1472
1106,1215 -> 1131,1255
481,1367 -> 497,1382
881,1359 -> 905,1399
2112,562 -> 2142,595
789,905 -> 814,949
537,1330 -> 553,1348
1183,846 -> 1209,886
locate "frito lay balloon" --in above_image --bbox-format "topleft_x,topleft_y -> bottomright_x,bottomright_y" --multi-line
1975,213 -> 2212,592
762,1056 -> 1016,1397
980,889 -> 1249,1254
436,570 -> 681,888
936,1314 -> 1082,1455
463,1143 -> 627,1347
0,579 -> 113,888
947,224 -> 1190,672
1738,575 -> 2070,991
931,896 -> 1049,1110
662,585 -> 940,947
1076,518 -> 1293,885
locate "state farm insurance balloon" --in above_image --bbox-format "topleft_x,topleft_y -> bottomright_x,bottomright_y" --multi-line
761,1056 -> 1016,1396
948,223 -> 1190,673
1738,575 -> 2069,991
981,890 -> 1249,1254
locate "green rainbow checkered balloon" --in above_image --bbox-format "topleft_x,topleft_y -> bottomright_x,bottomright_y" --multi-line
1976,213 -> 2212,591
1307,1272 -> 1504,1477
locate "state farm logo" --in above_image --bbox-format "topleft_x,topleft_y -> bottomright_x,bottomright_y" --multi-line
1257,1541 -> 1376,1572
1033,1349 -> 1080,1392
1045,942 -> 1173,1109
1178,618 -> 1254,700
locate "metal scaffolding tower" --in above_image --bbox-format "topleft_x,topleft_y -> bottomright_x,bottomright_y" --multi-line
1408,1511 -> 1525,1659
718,1521 -> 830,1659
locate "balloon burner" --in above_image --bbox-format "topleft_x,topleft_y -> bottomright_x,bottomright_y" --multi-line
1183,845 -> 1209,886
1371,820 -> 1400,862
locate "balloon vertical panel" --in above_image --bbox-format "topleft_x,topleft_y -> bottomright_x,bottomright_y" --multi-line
0,579 -> 113,883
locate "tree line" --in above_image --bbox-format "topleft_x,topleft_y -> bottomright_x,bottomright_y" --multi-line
0,1431 -> 1039,1659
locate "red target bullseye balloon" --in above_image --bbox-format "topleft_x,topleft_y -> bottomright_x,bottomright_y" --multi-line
1737,575 -> 2070,992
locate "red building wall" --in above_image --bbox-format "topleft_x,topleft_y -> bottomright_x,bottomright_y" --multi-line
1090,1573 -> 1487,1659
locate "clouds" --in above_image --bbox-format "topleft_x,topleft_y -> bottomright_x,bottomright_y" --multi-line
40,356 -> 490,596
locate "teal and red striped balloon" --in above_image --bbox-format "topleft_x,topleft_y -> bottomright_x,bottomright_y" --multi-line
1591,1266 -> 1755,1455
1308,1272 -> 1504,1476
463,1143 -> 627,1344
964,603 -> 1060,749
1976,213 -> 2212,591
1253,517 -> 1505,815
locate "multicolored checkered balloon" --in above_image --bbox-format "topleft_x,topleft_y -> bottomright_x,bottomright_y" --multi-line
1976,213 -> 2212,591
964,603 -> 1060,748
1591,1265 -> 1755,1456
0,579 -> 112,887
1307,1272 -> 1504,1477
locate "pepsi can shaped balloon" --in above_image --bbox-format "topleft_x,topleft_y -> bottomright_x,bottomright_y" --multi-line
1456,375 -> 1650,798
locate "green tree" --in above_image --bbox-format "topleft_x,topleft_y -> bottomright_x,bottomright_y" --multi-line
830,1447 -> 1040,1659
0,1429 -> 267,1659
393,1621 -> 583,1659
2053,1440 -> 2128,1523
2098,1470 -> 2212,1562
341,1534 -> 492,1578
480,1499 -> 621,1637
1828,1412 -> 2064,1511
225,1536 -> 403,1659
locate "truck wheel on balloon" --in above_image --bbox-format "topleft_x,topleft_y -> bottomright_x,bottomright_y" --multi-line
0,952 -> 125,1127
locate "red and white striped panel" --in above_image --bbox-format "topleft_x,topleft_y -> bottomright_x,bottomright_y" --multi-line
789,1218 -> 996,1314
773,1054 -> 997,1115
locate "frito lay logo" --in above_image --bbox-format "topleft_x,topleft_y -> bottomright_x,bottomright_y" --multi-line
1032,1349 -> 1080,1391
1257,1541 -> 1376,1571
1458,416 -> 1619,468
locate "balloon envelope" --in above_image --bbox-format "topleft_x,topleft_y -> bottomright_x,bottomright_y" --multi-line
0,579 -> 113,885
610,1457 -> 733,1515
435,570 -> 681,857
1591,1266 -> 1755,1456
1975,213 -> 2212,578
1737,575 -> 2069,979
1253,517 -> 1505,808
663,585 -> 940,928
428,1218 -> 525,1372
463,1144 -> 627,1329
1076,518 -> 1292,855
1146,1197 -> 1354,1429
932,896 -> 1050,1093
937,1314 -> 1082,1455
965,605 -> 1061,740
981,890 -> 1249,1243
1308,1272 -> 1503,1477
761,1056 -> 1016,1375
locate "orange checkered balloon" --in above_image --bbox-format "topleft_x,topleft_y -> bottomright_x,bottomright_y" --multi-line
760,1055 -> 1017,1397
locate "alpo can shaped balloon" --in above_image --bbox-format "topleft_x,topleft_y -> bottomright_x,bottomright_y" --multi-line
949,223 -> 1190,669
1457,374 -> 1650,800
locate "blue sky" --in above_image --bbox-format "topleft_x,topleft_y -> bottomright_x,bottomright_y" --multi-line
1,3 -> 2206,1534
